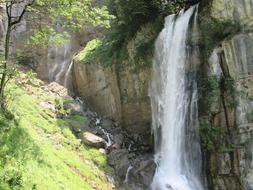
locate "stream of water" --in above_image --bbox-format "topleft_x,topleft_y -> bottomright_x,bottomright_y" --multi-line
47,43 -> 73,90
150,5 -> 204,190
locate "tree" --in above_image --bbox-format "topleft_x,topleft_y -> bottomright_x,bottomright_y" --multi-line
0,0 -> 35,107
29,0 -> 113,47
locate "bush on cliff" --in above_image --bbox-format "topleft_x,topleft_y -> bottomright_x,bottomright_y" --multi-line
79,0 -> 186,70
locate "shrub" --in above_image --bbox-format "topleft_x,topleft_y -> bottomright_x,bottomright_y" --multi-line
77,0 -> 185,69
200,119 -> 221,151
199,16 -> 240,56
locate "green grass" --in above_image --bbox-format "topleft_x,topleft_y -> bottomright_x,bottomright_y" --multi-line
0,74 -> 116,190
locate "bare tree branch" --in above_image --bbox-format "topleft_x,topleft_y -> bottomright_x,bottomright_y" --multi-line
9,0 -> 35,26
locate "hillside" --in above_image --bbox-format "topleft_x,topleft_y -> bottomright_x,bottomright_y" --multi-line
0,70 -> 117,190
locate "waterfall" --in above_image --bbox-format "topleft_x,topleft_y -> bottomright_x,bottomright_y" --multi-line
47,43 -> 74,90
124,165 -> 133,184
64,60 -> 74,90
98,126 -> 113,148
150,5 -> 204,190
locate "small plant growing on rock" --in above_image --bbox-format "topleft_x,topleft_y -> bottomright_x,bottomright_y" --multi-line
200,75 -> 220,109
54,98 -> 69,118
26,70 -> 37,85
200,118 -> 221,151
199,16 -> 241,57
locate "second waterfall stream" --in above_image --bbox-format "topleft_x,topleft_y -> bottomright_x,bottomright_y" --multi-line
150,5 -> 205,190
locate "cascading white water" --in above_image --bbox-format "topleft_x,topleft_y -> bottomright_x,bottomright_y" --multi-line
150,5 -> 204,190
124,165 -> 133,184
64,60 -> 73,89
47,43 -> 74,90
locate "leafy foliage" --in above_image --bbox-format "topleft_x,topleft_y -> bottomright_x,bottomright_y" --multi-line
200,75 -> 220,108
199,16 -> 240,57
28,27 -> 70,47
28,0 -> 114,46
79,18 -> 163,70
199,75 -> 238,153
200,119 -> 221,151
151,0 -> 185,13
0,60 -> 18,108
77,39 -> 104,64
77,0 -> 186,69
199,74 -> 220,152
200,118 -> 238,153
106,0 -> 184,52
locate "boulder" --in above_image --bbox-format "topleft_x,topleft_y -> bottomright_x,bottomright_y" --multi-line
101,118 -> 114,131
81,132 -> 105,148
72,126 -> 82,134
64,101 -> 83,115
40,101 -> 55,112
45,82 -> 69,97
132,159 -> 156,187
99,148 -> 106,154
113,134 -> 124,149
108,149 -> 130,179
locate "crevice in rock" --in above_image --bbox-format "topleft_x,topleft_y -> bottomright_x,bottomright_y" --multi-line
218,49 -> 244,190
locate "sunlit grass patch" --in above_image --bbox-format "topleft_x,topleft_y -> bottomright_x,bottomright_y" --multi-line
0,74 -> 116,190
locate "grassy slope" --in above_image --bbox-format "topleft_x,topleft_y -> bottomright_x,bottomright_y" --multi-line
0,72 -> 116,190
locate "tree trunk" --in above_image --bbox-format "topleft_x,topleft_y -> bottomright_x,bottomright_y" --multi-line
0,24 -> 11,104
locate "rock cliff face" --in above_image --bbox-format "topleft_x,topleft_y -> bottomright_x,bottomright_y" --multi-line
72,60 -> 151,136
36,25 -> 103,83
0,3 -> 27,55
211,0 -> 253,28
0,5 -> 5,53
199,0 -> 253,189
73,63 -> 122,121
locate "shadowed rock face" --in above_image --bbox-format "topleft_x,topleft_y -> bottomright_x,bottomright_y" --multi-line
0,3 -> 27,55
222,33 -> 253,79
210,38 -> 253,190
199,0 -> 253,189
211,0 -> 253,28
72,61 -> 152,136
72,63 -> 122,121
188,0 -> 199,5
